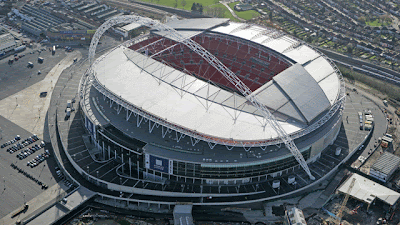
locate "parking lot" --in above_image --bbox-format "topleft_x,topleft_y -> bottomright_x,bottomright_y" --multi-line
0,114 -> 61,219
0,45 -> 76,219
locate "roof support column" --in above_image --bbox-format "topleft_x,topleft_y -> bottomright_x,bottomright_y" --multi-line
137,114 -> 144,127
149,120 -> 157,133
126,110 -> 133,121
190,137 -> 200,146
175,131 -> 185,143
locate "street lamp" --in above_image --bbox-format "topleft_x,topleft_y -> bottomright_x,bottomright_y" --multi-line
23,191 -> 25,205
3,176 -> 5,190
87,166 -> 89,174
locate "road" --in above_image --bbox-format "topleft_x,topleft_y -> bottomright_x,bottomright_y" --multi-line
221,1 -> 245,22
318,47 -> 400,78
392,15 -> 400,32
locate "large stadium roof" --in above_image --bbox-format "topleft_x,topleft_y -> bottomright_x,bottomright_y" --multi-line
210,22 -> 339,105
93,19 -> 341,141
252,63 -> 330,124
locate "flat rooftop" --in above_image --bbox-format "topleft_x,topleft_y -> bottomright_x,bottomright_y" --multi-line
338,173 -> 400,206
371,152 -> 400,176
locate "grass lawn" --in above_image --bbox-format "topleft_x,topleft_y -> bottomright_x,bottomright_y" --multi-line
366,19 -> 382,27
208,3 -> 239,21
326,41 -> 334,46
228,2 -> 260,20
136,0 -> 219,10
136,0 -> 242,21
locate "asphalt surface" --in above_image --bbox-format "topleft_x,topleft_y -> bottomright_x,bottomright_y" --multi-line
0,114 -> 60,219
0,45 -> 84,219
319,48 -> 400,79
0,47 -> 67,101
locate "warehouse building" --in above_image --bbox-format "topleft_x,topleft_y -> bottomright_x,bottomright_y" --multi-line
0,33 -> 21,54
369,152 -> 400,182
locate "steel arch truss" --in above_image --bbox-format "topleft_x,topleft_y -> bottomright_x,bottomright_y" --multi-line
84,15 -> 343,180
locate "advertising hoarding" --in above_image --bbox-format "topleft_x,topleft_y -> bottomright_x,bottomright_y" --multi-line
145,154 -> 173,174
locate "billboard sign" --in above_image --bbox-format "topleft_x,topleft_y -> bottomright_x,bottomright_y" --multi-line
145,154 -> 173,174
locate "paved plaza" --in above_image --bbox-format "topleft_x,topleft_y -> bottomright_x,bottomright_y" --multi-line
0,46 -> 81,220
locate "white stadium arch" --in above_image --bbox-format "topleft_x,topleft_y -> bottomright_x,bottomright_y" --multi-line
87,15 -> 315,180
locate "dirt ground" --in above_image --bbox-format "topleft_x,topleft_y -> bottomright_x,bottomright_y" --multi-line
307,196 -> 399,225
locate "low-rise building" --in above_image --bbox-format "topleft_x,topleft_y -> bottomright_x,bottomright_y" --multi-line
284,207 -> 307,225
0,33 -> 21,54
113,23 -> 144,39
369,152 -> 400,182
338,173 -> 400,210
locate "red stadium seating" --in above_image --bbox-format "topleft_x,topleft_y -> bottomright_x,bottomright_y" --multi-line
131,34 -> 291,92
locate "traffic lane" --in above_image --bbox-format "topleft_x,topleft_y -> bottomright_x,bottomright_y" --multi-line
319,48 -> 400,78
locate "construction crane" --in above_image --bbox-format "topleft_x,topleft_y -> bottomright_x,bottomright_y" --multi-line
334,177 -> 356,224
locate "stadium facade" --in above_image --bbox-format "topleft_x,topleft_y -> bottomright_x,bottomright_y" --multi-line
76,17 -> 345,204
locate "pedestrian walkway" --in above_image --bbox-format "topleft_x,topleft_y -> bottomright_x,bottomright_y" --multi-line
0,51 -> 81,139
26,186 -> 96,225
0,183 -> 68,225
221,1 -> 245,22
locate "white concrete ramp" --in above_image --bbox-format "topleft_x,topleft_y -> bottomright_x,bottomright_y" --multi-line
26,186 -> 96,225
173,204 -> 193,225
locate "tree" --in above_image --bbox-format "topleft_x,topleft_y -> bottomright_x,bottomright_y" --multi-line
181,0 -> 187,9
358,16 -> 366,24
173,0 -> 178,8
191,2 -> 203,13
204,6 -> 224,17
379,14 -> 391,25
347,43 -> 354,53
306,35 -> 313,43
347,46 -> 353,53
373,37 -> 380,44
269,11 -> 273,20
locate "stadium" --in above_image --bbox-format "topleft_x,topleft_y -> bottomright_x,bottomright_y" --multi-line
74,17 -> 346,205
